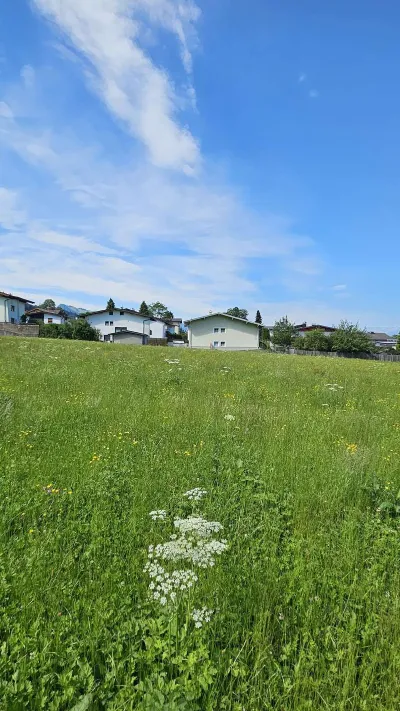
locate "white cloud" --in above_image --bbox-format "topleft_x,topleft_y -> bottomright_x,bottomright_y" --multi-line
0,102 -> 13,119
31,0 -> 200,172
298,73 -> 306,83
21,65 -> 35,88
0,187 -> 26,230
332,284 -> 347,291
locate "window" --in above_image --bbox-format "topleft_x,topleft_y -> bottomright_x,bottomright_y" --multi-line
220,327 -> 226,333
213,341 -> 219,347
10,305 -> 15,312
213,327 -> 219,333
115,327 -> 127,332
104,334 -> 111,342
48,318 -> 53,324
120,311 -> 125,315
105,320 -> 109,325
110,321 -> 114,326
109,311 -> 114,315
220,341 -> 226,347
150,329 -> 152,335
10,317 -> 15,324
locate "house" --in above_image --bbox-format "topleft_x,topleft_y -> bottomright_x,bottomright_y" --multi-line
26,307 -> 66,324
84,307 -> 169,343
168,318 -> 183,335
113,330 -> 149,346
367,332 -> 397,349
0,290 -> 34,323
185,312 -> 261,350
295,323 -> 337,337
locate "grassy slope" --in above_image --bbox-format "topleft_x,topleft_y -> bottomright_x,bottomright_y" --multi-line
1,337 -> 400,710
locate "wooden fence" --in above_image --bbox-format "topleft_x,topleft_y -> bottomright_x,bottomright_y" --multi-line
287,348 -> 400,362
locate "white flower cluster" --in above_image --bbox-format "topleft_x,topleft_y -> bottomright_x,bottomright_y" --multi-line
325,383 -> 344,392
174,516 -> 223,538
192,607 -> 213,628
221,366 -> 231,373
149,510 -> 167,521
165,358 -> 180,365
224,414 -> 235,421
144,492 -> 228,609
184,487 -> 208,502
149,535 -> 227,569
144,561 -> 198,605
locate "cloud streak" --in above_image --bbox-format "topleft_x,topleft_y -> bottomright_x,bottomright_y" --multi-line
32,0 -> 200,172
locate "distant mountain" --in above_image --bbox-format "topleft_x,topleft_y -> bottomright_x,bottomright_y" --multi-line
58,304 -> 88,318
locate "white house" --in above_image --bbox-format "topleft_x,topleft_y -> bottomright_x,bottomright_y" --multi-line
84,307 -> 170,343
295,323 -> 337,338
0,290 -> 34,323
26,308 -> 66,324
185,313 -> 261,350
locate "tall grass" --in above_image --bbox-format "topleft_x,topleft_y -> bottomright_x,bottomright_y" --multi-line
1,337 -> 400,710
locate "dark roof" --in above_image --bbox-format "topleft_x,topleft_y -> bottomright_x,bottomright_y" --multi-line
0,290 -> 34,303
297,324 -> 336,332
185,312 -> 260,327
85,307 -> 159,320
27,307 -> 65,316
368,332 -> 393,341
113,330 -> 146,337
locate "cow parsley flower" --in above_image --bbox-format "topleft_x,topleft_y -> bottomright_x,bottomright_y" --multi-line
183,488 -> 208,502
149,510 -> 167,521
192,607 -> 213,628
224,414 -> 235,421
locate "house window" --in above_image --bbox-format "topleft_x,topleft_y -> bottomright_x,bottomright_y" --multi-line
10,305 -> 15,312
214,327 -> 219,333
109,311 -> 114,315
213,341 -> 219,347
220,341 -> 226,347
48,318 -> 53,324
150,330 -> 152,335
115,327 -> 127,332
10,317 -> 15,324
105,321 -> 109,325
220,327 -> 226,333
110,321 -> 114,326
120,311 -> 125,315
104,334 -> 111,342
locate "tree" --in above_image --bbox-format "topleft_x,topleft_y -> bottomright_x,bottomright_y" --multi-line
139,301 -> 152,316
226,307 -> 248,320
39,298 -> 56,309
39,319 -> 100,341
272,316 -> 297,347
149,301 -> 174,320
397,334 -> 400,352
106,298 -> 115,311
255,310 -> 262,324
330,321 -> 373,353
299,329 -> 331,352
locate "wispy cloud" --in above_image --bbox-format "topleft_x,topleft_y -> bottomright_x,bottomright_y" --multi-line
298,73 -> 306,83
332,284 -> 347,291
31,0 -> 200,172
309,89 -> 319,99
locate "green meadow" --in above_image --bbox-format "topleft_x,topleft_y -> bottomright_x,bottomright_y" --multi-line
1,337 -> 400,710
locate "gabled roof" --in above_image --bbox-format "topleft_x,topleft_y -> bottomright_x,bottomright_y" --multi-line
0,290 -> 34,303
368,332 -> 393,341
113,329 -> 146,337
85,307 -> 153,319
185,312 -> 260,327
297,324 -> 336,332
27,307 -> 65,316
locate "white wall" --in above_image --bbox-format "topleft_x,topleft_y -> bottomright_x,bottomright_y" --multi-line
149,320 -> 167,338
86,310 -> 151,340
298,330 -> 334,338
0,296 -> 27,323
188,315 -> 259,349
43,312 -> 64,324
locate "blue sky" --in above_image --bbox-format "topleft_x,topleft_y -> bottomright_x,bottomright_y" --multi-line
0,0 -> 399,331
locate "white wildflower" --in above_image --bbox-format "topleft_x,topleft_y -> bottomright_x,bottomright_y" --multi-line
192,607 -> 213,628
174,516 -> 223,538
149,510 -> 167,521
224,414 -> 235,421
183,488 -> 208,502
